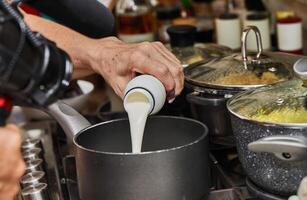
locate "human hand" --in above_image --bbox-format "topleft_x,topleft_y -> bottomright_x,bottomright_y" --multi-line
88,37 -> 184,100
0,125 -> 25,200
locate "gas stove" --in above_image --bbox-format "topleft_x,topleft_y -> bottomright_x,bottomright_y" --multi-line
16,117 -> 260,200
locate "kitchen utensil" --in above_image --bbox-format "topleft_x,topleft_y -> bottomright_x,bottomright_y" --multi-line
185,26 -> 293,146
227,79 -> 307,195
47,101 -> 209,200
21,183 -> 50,200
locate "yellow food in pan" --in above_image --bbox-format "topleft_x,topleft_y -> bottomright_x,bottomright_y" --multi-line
213,71 -> 280,85
251,107 -> 307,123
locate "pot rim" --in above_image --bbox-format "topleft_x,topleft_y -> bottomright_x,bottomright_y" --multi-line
72,116 -> 208,155
227,95 -> 307,128
183,54 -> 292,91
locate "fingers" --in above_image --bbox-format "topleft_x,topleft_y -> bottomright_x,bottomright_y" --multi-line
152,41 -> 181,64
0,126 -> 25,199
152,42 -> 184,96
129,42 -> 184,96
129,46 -> 176,94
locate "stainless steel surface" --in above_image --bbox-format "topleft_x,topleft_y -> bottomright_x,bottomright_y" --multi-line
248,136 -> 307,161
21,183 -> 50,200
25,159 -> 44,174
16,121 -> 65,200
23,148 -> 42,162
241,26 -> 263,65
47,101 -> 91,142
20,171 -> 46,188
22,139 -> 42,151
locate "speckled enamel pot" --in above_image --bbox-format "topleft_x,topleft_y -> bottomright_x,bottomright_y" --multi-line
228,111 -> 307,196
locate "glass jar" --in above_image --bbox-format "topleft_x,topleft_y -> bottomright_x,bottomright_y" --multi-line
156,5 -> 181,43
116,0 -> 155,43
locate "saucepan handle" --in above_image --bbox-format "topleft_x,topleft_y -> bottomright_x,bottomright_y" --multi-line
248,135 -> 307,161
47,101 -> 91,141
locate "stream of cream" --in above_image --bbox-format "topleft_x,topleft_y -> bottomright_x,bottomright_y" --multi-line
125,92 -> 151,153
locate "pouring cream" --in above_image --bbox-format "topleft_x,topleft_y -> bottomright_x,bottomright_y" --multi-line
125,91 -> 151,153
124,75 -> 166,153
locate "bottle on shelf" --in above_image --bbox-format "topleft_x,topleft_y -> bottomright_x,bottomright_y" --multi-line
215,13 -> 241,50
276,14 -> 303,55
116,0 -> 155,43
167,25 -> 204,67
191,0 -> 214,43
244,0 -> 273,51
244,13 -> 271,51
156,4 -> 181,43
181,0 -> 194,18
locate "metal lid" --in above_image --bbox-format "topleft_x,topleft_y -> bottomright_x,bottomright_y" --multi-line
227,79 -> 307,125
184,26 -> 292,90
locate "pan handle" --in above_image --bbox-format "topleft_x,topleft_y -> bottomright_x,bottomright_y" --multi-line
248,136 -> 307,161
47,101 -> 91,142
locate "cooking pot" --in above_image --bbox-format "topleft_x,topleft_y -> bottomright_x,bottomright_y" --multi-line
227,79 -> 307,196
47,101 -> 209,200
185,26 -> 293,146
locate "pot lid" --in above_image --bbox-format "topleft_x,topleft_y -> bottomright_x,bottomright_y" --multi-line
227,79 -> 307,125
194,43 -> 233,58
184,26 -> 292,90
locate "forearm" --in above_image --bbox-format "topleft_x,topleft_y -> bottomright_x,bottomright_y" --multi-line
23,13 -> 97,79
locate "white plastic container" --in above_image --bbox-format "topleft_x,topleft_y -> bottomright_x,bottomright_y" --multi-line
124,75 -> 166,115
244,13 -> 271,51
216,13 -> 241,50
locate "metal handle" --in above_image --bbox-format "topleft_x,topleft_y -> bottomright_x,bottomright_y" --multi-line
293,58 -> 307,84
47,100 -> 91,142
248,136 -> 307,161
241,26 -> 263,67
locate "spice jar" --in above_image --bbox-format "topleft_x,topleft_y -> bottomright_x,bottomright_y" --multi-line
277,16 -> 303,55
116,0 -> 155,43
156,5 -> 181,43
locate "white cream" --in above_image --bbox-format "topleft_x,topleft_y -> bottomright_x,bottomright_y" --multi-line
125,91 -> 151,153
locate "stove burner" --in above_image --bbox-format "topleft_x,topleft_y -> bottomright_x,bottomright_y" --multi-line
246,178 -> 288,200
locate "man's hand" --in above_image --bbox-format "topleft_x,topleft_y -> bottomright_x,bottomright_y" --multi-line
0,125 -> 25,200
88,37 -> 184,100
